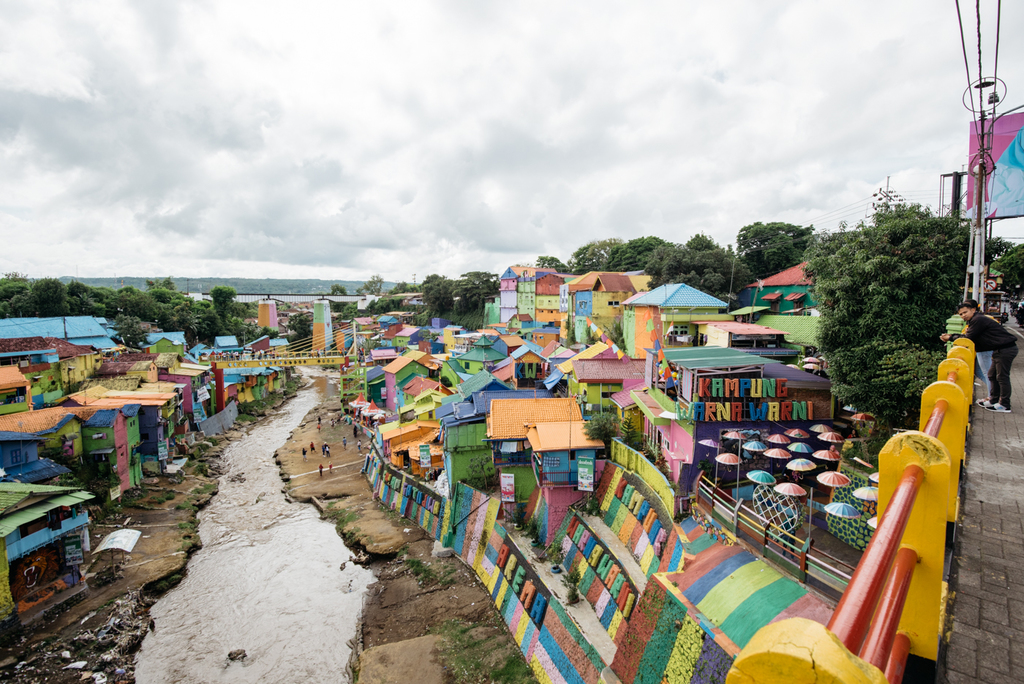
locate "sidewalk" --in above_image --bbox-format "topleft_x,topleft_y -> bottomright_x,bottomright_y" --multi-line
942,329 -> 1024,683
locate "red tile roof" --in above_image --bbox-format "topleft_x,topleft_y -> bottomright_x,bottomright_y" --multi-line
571,358 -> 645,382
759,292 -> 782,301
596,273 -> 638,293
0,366 -> 29,391
0,336 -> 53,354
748,262 -> 812,288
43,337 -> 97,359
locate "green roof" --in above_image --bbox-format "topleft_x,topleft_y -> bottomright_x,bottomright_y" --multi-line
0,483 -> 78,512
755,315 -> 821,347
662,346 -> 781,369
728,306 -> 770,316
0,490 -> 95,536
455,346 -> 506,363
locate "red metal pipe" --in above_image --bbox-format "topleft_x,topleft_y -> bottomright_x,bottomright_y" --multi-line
827,464 -> 925,653
884,632 -> 911,684
858,547 -> 918,669
922,399 -> 948,438
945,371 -> 957,384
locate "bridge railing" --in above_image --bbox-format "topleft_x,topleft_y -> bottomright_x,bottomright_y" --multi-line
726,338 -> 973,684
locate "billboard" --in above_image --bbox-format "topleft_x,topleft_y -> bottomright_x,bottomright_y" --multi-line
967,111 -> 1024,219
500,473 -> 516,502
577,455 -> 594,492
419,444 -> 432,472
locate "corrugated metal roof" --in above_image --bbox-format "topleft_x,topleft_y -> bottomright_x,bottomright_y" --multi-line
214,336 -> 239,348
624,284 -> 728,309
0,316 -> 113,342
0,431 -> 43,441
146,332 -> 187,346
120,403 -> 142,417
526,422 -> 603,452
83,409 -> 119,427
571,358 -> 646,382
0,483 -> 77,511
697,322 -> 789,335
0,491 -> 94,536
746,262 -> 811,288
662,346 -> 780,369
5,457 -> 71,483
754,315 -> 821,347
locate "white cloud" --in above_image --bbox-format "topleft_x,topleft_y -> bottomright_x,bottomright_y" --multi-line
1,0 -> 1021,282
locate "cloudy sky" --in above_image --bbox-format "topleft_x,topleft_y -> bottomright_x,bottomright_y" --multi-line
1,0 -> 1021,283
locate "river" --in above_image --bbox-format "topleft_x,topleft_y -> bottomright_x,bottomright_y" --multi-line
135,373 -> 373,683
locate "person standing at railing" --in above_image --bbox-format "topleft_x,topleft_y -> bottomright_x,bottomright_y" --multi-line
941,300 -> 1019,413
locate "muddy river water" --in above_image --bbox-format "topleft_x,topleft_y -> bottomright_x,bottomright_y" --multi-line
135,374 -> 373,683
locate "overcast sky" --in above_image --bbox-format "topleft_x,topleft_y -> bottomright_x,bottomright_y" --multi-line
1,1 -> 1021,283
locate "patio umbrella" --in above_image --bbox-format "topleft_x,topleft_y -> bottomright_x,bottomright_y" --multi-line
784,428 -> 810,438
774,482 -> 806,497
853,486 -> 879,502
698,439 -> 719,448
851,412 -> 874,422
813,449 -> 841,461
723,431 -> 745,440
868,472 -> 879,483
748,470 -> 776,485
867,516 -> 878,529
818,431 -> 845,444
824,502 -> 862,519
788,442 -> 814,453
786,364 -> 801,370
809,423 -> 831,433
715,453 -> 741,465
802,357 -> 820,364
743,441 -> 768,452
786,458 -> 816,472
765,433 -> 791,444
765,448 -> 791,460
816,471 -> 851,487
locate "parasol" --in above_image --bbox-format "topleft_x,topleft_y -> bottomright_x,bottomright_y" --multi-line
786,364 -> 801,369
723,431 -> 745,440
784,428 -> 810,438
868,472 -> 879,483
715,453 -> 741,465
852,486 -> 879,502
765,433 -> 791,444
824,502 -> 862,519
774,482 -> 806,497
813,449 -> 841,461
809,423 -> 831,433
867,516 -> 878,529
748,470 -> 776,485
765,448 -> 792,460
743,441 -> 768,452
802,357 -> 820,364
851,413 -> 874,422
818,431 -> 845,444
788,442 -> 814,453
698,439 -> 719,448
816,471 -> 851,487
786,458 -> 816,472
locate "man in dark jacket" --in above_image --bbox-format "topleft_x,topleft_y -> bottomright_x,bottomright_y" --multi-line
941,301 -> 1019,412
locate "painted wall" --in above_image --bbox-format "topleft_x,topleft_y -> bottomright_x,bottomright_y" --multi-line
312,300 -> 334,351
258,300 -> 279,329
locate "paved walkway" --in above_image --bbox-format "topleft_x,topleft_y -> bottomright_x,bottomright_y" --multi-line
942,328 -> 1024,684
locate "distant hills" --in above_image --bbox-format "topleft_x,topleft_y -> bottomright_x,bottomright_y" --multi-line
57,276 -> 395,294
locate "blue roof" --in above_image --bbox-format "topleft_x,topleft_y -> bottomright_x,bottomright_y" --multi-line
120,404 -> 142,417
35,414 -> 77,435
190,343 -> 211,354
366,366 -> 386,382
627,284 -> 728,308
83,409 -> 119,428
3,457 -> 70,483
146,332 -> 187,346
500,267 -> 518,280
0,431 -> 44,442
471,389 -> 553,416
269,338 -> 289,347
214,336 -> 239,348
542,368 -> 565,390
0,317 -> 117,348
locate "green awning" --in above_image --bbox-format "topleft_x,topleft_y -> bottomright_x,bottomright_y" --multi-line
0,491 -> 95,537
728,306 -> 770,316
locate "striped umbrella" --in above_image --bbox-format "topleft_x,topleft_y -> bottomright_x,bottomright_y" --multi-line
868,472 -> 879,484
818,431 -> 845,444
824,502 -> 862,519
853,486 -> 879,502
774,482 -> 806,497
867,516 -> 878,530
788,442 -> 814,453
813,449 -> 842,462
784,428 -> 810,438
743,441 -> 768,452
851,413 -> 874,422
765,448 -> 792,460
809,423 -> 831,433
747,470 -> 776,485
715,453 -> 741,465
765,433 -> 791,444
786,364 -> 801,370
723,431 -> 745,440
698,439 -> 719,448
802,357 -> 821,364
816,471 -> 851,487
786,458 -> 816,472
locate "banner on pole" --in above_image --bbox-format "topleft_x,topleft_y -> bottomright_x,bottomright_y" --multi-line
578,454 -> 594,492
500,472 -> 516,502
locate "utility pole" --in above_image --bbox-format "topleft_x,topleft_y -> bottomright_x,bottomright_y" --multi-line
971,110 -> 987,309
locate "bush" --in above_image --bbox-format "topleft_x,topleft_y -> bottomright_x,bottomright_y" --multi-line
563,566 -> 582,604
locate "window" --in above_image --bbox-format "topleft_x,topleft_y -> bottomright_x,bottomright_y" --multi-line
609,300 -> 620,307
9,448 -> 22,464
141,432 -> 150,441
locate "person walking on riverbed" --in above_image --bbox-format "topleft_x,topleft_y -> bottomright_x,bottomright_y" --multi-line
319,464 -> 323,477
329,461 -> 333,475
310,441 -> 315,453
302,448 -> 307,462
343,437 -> 347,449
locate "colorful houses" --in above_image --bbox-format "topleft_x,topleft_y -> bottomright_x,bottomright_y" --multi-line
0,367 -> 31,416
621,283 -> 729,357
737,261 -> 815,314
382,356 -> 431,412
566,355 -> 646,415
0,431 -> 71,484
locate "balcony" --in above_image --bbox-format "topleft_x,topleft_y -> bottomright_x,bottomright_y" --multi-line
493,451 -> 533,468
533,457 -> 577,486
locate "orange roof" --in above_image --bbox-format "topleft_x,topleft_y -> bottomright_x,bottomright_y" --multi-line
487,398 -> 582,440
0,366 -> 29,391
382,356 -> 426,375
526,422 -> 603,452
0,407 -> 78,433
747,262 -> 812,288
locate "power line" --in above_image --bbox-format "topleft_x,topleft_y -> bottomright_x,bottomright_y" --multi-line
955,0 -> 975,95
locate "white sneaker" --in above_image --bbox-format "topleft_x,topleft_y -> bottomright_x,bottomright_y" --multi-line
977,398 -> 996,408
984,403 -> 1012,413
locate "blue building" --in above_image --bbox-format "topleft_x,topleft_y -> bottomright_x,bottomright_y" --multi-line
0,431 -> 70,484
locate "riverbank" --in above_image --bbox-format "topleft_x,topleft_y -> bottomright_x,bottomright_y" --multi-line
0,385 -> 297,683
274,383 -> 536,684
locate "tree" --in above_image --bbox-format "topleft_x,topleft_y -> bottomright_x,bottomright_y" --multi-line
584,411 -> 620,451
114,314 -> 147,349
453,271 -> 499,314
146,277 -> 177,291
210,286 -> 237,316
643,235 -> 752,302
287,312 -> 312,342
359,275 -> 385,295
421,274 -> 455,312
993,243 -> 1024,291
536,256 -> 569,272
30,278 -> 70,317
805,204 -> 969,427
568,238 -> 623,274
620,418 -> 642,451
329,283 -> 349,313
736,222 -> 814,280
389,281 -> 413,294
606,236 -> 670,272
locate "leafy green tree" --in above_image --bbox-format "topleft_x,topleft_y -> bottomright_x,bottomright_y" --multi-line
2,272 -> 28,281
30,278 -> 70,317
584,411 -> 620,450
620,418 -> 642,451
644,235 -> 751,302
146,277 -> 177,291
359,274 -> 386,295
114,314 -> 147,348
453,271 -> 499,314
568,238 -> 623,274
329,283 -> 350,313
736,222 -> 814,279
195,304 -> 222,343
991,241 -> 1024,291
389,281 -> 413,294
536,256 -> 569,272
210,286 -> 237,315
805,204 -> 969,427
606,236 -> 670,272
287,312 -> 312,342
421,274 -> 455,312
114,287 -> 158,321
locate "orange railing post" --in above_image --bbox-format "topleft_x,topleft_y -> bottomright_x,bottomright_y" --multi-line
859,546 -> 919,670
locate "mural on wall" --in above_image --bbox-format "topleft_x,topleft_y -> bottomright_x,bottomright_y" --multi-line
825,468 -> 875,550
10,546 -> 61,602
